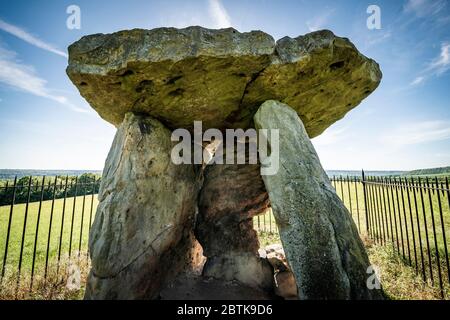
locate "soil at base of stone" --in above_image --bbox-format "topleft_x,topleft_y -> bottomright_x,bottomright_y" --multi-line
160,274 -> 279,300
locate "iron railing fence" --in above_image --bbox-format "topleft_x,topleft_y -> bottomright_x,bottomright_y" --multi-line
254,172 -> 450,299
359,174 -> 450,299
1,172 -> 449,298
0,175 -> 100,294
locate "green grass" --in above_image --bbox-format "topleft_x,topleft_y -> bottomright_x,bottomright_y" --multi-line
254,179 -> 450,299
0,255 -> 89,300
332,180 -> 450,269
254,179 -> 450,252
364,238 -> 447,300
0,194 -> 98,282
257,227 -> 448,300
1,177 -> 449,299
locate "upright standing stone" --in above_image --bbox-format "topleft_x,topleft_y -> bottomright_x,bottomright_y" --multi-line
254,100 -> 383,299
85,113 -> 202,299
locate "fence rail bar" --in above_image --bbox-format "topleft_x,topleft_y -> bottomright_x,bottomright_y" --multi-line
364,180 -> 450,192
44,176 -> 58,280
405,178 -> 419,273
410,177 -> 426,282
435,177 -> 450,285
1,176 -> 17,283
68,176 -> 78,258
56,176 -> 69,274
399,177 -> 412,265
30,176 -> 46,291
354,176 -> 361,232
425,177 -> 444,298
78,180 -> 87,257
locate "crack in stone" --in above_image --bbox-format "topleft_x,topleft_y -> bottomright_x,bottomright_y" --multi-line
238,65 -> 268,109
223,63 -> 271,126
92,224 -> 174,280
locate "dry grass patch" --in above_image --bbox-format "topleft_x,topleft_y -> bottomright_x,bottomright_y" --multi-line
362,235 -> 448,300
0,253 -> 89,300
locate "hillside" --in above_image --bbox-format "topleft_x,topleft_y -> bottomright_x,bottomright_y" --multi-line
403,166 -> 450,177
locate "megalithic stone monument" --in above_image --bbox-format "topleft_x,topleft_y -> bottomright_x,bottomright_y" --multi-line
66,26 -> 383,299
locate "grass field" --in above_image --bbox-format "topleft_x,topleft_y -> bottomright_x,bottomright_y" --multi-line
331,179 -> 450,256
1,177 -> 449,299
0,194 -> 98,283
335,178 -> 450,299
255,179 -> 450,256
256,222 -> 447,300
254,178 -> 450,299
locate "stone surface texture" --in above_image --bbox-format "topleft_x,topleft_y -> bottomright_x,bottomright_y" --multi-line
196,160 -> 268,256
264,244 -> 298,300
196,147 -> 272,290
254,100 -> 383,299
67,26 -> 381,137
85,113 -> 202,299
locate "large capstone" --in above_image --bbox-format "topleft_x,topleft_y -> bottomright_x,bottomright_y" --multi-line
254,100 -> 384,300
85,113 -> 202,299
67,27 -> 381,137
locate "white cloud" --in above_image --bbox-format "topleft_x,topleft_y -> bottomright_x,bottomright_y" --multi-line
410,76 -> 425,86
306,9 -> 335,32
0,18 -> 67,58
427,42 -> 450,74
0,46 -> 87,113
410,42 -> 450,86
208,0 -> 232,29
404,0 -> 447,18
381,120 -> 450,146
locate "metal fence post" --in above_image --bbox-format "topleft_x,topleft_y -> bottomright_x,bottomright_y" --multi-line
30,176 -> 46,291
362,170 -> 370,235
1,176 -> 18,284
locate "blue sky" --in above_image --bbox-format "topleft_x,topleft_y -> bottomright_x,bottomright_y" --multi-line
0,0 -> 449,171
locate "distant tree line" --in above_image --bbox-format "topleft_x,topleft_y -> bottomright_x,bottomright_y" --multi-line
0,173 -> 101,206
404,166 -> 450,176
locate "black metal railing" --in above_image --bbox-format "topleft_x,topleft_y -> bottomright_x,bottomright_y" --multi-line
360,174 -> 450,299
1,172 -> 449,298
254,172 -> 450,299
0,175 -> 100,295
